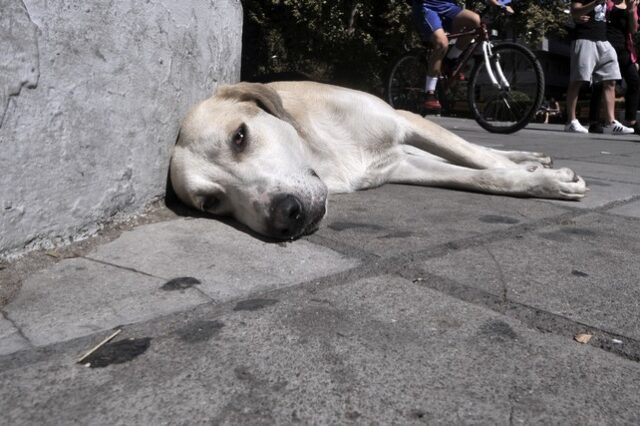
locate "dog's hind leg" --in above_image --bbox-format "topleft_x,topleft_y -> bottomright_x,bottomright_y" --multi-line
389,152 -> 587,200
397,110 -> 539,170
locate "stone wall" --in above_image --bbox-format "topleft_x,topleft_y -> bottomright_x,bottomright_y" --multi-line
0,0 -> 243,257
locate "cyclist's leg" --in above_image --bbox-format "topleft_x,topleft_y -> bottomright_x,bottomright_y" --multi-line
424,30 -> 447,112
412,3 -> 448,111
428,29 -> 448,78
412,3 -> 448,78
441,5 -> 473,76
450,9 -> 480,51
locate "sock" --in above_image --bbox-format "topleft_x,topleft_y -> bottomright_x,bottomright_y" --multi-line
447,45 -> 463,59
425,76 -> 438,93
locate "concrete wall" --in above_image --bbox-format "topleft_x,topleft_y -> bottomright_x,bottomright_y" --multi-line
0,0 -> 243,257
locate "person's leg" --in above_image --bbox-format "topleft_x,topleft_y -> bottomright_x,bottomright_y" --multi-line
412,3 -> 446,112
450,9 -> 481,51
602,79 -> 617,123
600,78 -> 633,133
421,29 -> 448,112
427,29 -> 449,79
567,39 -> 595,126
589,82 -> 604,133
441,4 -> 474,72
413,4 -> 446,79
621,59 -> 640,126
589,83 -> 603,123
599,79 -> 634,134
566,80 -> 584,122
593,41 -> 632,133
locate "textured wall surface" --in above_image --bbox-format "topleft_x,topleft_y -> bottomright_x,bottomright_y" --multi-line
0,0 -> 243,256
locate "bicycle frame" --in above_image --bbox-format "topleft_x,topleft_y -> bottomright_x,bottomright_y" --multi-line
386,8 -> 544,134
440,23 -> 509,91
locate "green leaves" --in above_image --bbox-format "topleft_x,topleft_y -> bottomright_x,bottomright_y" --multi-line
242,0 -> 413,92
241,0 -> 569,92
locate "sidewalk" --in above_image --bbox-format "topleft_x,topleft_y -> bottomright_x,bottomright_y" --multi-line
1,118 -> 640,424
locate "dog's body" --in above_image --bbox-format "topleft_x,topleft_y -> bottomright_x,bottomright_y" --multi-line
171,81 -> 586,239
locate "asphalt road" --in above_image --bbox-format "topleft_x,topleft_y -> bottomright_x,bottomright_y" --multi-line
1,118 -> 640,424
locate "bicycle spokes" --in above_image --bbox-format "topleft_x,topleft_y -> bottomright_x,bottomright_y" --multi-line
386,52 -> 428,114
468,42 -> 544,133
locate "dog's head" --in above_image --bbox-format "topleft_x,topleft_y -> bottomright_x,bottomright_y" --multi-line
170,82 -> 328,240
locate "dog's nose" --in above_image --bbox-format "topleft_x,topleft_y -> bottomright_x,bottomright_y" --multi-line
268,194 -> 306,239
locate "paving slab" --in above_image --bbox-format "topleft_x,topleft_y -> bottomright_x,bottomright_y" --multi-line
0,314 -> 30,355
321,184 -> 570,257
4,258 -> 210,346
88,218 -> 359,301
419,213 -> 640,340
609,199 -> 640,218
1,275 -> 639,424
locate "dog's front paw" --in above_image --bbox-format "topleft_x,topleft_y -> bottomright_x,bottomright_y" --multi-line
539,167 -> 587,200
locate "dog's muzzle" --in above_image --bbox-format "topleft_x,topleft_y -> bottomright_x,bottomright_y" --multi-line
267,194 -> 325,239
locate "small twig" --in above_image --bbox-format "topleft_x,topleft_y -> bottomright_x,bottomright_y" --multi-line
77,329 -> 122,364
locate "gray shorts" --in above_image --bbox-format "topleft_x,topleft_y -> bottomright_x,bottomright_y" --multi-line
570,39 -> 621,83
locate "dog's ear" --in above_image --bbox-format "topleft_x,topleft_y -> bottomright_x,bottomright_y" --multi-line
216,83 -> 301,130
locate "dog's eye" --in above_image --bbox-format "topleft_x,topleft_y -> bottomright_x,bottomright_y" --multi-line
201,196 -> 220,211
232,124 -> 247,151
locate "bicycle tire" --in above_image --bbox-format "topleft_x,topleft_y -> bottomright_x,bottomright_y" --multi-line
467,42 -> 544,134
385,49 -> 428,114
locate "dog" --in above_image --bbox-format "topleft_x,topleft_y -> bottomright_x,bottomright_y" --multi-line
170,81 -> 586,240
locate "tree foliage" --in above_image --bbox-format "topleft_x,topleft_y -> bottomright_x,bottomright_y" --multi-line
467,0 -> 569,44
241,0 -> 570,93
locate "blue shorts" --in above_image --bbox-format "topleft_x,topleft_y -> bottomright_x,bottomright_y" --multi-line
412,1 -> 463,42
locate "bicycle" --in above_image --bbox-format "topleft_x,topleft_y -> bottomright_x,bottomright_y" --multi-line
385,7 -> 544,134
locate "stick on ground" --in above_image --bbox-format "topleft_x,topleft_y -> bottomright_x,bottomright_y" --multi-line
77,329 -> 122,364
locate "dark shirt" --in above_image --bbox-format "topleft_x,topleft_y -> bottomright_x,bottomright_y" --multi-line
607,5 -> 633,50
573,3 -> 608,41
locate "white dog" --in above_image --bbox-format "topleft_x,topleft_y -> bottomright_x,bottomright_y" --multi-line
170,81 -> 586,240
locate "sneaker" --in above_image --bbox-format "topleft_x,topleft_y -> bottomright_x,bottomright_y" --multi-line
423,92 -> 442,114
588,122 -> 603,134
565,119 -> 589,134
631,122 -> 640,135
602,119 -> 634,135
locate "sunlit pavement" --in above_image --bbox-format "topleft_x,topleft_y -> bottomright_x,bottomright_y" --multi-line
2,117 -> 639,424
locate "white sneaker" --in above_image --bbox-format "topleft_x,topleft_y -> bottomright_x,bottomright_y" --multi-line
564,119 -> 589,133
602,119 -> 634,135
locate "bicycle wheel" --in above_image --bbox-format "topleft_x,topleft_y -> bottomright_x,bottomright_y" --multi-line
386,49 -> 428,114
468,42 -> 544,134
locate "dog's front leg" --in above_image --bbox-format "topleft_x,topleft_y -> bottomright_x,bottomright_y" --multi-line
396,110 -> 521,170
389,153 -> 587,200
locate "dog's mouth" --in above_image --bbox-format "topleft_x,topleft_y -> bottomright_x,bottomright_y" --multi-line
266,193 -> 326,240
300,205 -> 326,237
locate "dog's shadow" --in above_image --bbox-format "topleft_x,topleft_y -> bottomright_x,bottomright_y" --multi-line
164,172 -> 292,244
